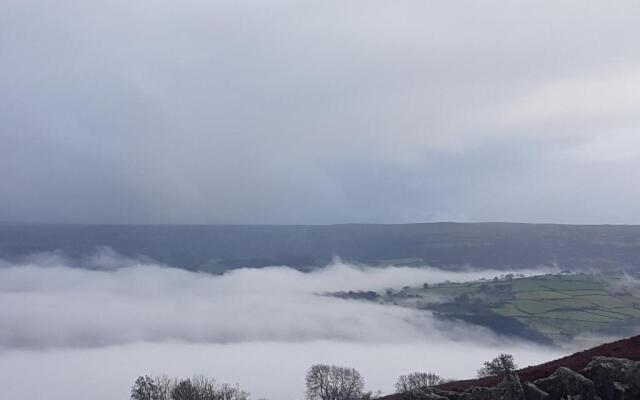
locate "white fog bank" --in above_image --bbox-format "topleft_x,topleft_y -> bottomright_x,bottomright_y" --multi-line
0,253 -> 564,399
0,340 -> 564,400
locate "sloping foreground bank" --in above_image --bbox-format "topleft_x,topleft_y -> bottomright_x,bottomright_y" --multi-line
388,357 -> 639,400
381,335 -> 640,400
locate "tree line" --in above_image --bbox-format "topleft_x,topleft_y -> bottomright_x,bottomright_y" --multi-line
130,375 -> 250,400
131,354 -> 517,400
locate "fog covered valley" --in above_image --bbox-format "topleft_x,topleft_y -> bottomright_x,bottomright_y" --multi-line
4,0 -> 640,398
0,250 -> 571,400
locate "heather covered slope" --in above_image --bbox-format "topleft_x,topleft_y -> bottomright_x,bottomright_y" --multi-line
4,222 -> 640,272
380,335 -> 640,400
439,334 -> 640,391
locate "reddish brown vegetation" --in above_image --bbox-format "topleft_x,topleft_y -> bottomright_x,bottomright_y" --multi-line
380,335 -> 640,399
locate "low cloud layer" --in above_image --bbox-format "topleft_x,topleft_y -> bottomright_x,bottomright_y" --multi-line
0,252 -> 565,399
0,253 -> 552,349
0,341 -> 564,400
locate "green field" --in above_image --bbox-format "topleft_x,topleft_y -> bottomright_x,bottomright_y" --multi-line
375,273 -> 640,343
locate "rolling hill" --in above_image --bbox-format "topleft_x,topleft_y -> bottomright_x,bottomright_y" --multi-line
372,273 -> 640,343
4,222 -> 640,272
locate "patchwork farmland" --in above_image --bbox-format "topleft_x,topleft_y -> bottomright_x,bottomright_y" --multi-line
374,273 -> 640,343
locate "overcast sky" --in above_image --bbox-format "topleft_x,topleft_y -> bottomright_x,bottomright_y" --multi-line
2,0 -> 640,224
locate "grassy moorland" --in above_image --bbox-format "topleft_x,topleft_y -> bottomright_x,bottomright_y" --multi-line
375,273 -> 640,343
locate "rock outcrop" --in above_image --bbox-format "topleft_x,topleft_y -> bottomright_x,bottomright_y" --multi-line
582,356 -> 640,400
399,356 -> 640,400
533,367 -> 597,400
401,387 -> 451,400
521,382 -> 547,400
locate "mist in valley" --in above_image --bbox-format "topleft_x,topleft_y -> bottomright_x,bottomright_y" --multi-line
2,0 -> 640,399
0,251 -> 566,399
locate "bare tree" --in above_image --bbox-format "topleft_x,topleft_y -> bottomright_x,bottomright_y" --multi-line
133,375 -> 250,400
477,354 -> 518,378
305,364 -> 366,400
217,383 -> 250,400
154,375 -> 176,400
133,373 -> 251,400
171,379 -> 200,400
131,375 -> 161,400
191,375 -> 218,400
395,372 -> 444,393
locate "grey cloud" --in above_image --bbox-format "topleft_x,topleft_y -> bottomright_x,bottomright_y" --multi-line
1,1 -> 640,223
